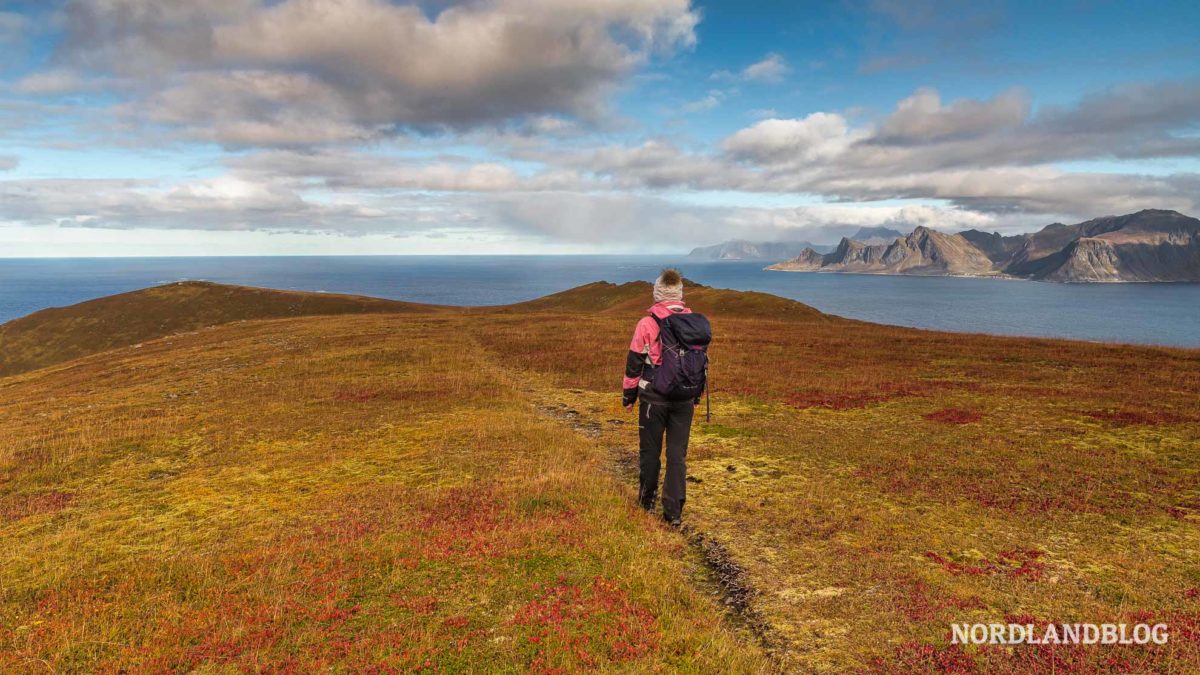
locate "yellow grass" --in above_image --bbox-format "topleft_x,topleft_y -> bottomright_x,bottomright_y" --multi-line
0,310 -> 766,673
2,280 -> 1199,673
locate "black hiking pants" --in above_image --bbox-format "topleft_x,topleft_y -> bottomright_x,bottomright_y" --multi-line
638,398 -> 694,522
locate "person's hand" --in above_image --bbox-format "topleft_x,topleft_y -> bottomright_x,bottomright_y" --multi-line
622,388 -> 638,410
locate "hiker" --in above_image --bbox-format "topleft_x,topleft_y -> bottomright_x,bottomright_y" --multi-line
622,269 -> 711,526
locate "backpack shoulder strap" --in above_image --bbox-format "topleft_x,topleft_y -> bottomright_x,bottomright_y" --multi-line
651,311 -> 682,349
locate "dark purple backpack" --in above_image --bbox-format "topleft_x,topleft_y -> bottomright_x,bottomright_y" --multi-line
650,312 -> 711,401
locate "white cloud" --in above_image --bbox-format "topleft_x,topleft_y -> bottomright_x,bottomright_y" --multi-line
2,163 -> 1191,249
0,176 -> 400,234
722,113 -> 859,164
226,149 -> 586,192
874,87 -> 1028,142
497,77 -> 1200,219
11,69 -> 100,96
712,52 -> 790,84
742,53 -> 789,82
6,8 -> 1200,256
52,0 -> 700,145
481,192 -> 1005,246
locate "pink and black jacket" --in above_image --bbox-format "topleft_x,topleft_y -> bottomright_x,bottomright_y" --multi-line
622,300 -> 695,406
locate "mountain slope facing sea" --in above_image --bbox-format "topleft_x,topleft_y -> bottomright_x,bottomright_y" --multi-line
768,209 -> 1200,282
789,226 -> 997,277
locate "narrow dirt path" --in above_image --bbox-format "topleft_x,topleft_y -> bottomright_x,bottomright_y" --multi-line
458,329 -> 792,667
534,396 -> 793,668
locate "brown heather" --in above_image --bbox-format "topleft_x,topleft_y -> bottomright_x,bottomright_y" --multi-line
1,280 -> 1198,672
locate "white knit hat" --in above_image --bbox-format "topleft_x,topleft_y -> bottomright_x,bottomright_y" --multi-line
653,269 -> 684,303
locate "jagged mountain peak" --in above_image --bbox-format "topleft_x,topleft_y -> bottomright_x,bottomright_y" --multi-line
769,209 -> 1200,282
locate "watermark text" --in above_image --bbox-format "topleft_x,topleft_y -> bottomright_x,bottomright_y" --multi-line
950,623 -> 1168,645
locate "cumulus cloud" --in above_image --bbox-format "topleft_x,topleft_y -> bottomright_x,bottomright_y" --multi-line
1,164 -> 1020,246
473,79 -> 1200,222
807,167 -> 1199,218
53,0 -> 699,145
873,87 -> 1028,143
723,113 -> 860,164
494,76 -> 1200,220
227,149 -> 586,192
134,70 -> 378,146
857,81 -> 1200,169
741,53 -> 789,82
519,138 -> 754,190
6,2 -> 1199,253
480,192 -> 1003,245
706,80 -> 1200,216
0,175 -> 440,235
712,52 -> 790,83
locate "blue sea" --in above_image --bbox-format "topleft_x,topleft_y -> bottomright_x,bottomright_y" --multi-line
1,256 -> 1197,348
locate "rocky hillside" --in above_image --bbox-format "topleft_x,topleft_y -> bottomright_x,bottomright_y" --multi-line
1004,210 -> 1200,282
768,209 -> 1200,282
769,226 -> 996,277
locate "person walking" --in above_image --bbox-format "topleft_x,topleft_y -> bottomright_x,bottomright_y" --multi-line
622,269 -> 711,526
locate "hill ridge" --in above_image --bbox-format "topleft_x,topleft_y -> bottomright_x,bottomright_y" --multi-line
0,281 -> 439,378
0,280 -> 828,378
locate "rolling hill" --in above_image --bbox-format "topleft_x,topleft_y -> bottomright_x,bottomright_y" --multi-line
0,281 -> 438,377
503,279 -> 828,321
2,282 -> 1199,672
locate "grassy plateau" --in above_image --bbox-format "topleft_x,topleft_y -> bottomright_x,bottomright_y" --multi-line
1,280 -> 1198,673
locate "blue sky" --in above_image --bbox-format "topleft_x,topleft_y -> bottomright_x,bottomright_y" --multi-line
1,0 -> 1198,256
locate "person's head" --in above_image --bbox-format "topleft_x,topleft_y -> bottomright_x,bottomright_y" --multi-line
653,268 -> 684,303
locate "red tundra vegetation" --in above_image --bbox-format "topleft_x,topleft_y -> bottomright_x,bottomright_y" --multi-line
924,407 -> 985,424
2,280 -> 1198,672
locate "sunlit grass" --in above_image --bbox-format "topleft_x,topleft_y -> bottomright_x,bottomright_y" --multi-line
472,285 -> 1200,672
0,311 -> 766,673
2,280 -> 1198,672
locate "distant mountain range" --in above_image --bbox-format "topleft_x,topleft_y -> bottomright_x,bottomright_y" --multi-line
687,239 -> 834,260
766,210 -> 1200,283
849,225 -> 906,245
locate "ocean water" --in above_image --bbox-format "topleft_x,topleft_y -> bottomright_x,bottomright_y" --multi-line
1,256 -> 1197,348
